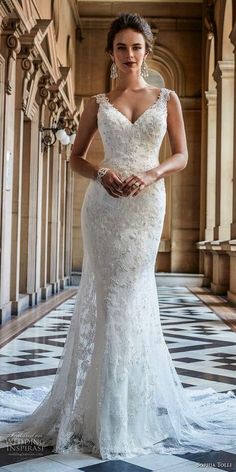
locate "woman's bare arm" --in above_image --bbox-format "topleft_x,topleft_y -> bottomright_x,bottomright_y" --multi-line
70,96 -> 124,197
69,96 -> 100,180
148,91 -> 188,181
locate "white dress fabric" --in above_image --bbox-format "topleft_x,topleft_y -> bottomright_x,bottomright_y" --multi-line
0,87 -> 236,460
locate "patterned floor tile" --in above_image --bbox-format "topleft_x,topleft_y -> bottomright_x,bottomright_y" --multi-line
0,287 -> 236,470
81,460 -> 151,471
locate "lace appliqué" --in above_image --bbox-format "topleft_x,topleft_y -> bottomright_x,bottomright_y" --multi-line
0,86 -> 236,461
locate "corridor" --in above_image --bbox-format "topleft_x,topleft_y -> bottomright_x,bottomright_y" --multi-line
0,287 -> 235,471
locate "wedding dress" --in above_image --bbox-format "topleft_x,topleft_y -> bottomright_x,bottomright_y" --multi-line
0,87 -> 236,460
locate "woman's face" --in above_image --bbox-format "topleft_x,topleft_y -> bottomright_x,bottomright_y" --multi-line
110,28 -> 148,76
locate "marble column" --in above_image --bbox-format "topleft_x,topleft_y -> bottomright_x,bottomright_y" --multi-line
19,111 -> 41,306
41,145 -> 51,298
213,60 -> 234,241
230,22 -> 236,239
205,90 -> 217,241
0,26 -> 20,323
59,148 -> 68,288
10,53 -> 34,314
65,162 -> 74,279
0,54 -> 5,274
48,141 -> 62,294
227,21 -> 236,303
210,241 -> 230,294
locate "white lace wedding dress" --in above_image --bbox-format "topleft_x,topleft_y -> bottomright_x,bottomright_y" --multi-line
0,87 -> 236,460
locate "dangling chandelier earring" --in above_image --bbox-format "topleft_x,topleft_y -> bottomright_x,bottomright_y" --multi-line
110,61 -> 118,79
141,59 -> 149,78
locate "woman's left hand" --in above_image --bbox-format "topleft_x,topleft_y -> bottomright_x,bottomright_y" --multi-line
121,171 -> 156,197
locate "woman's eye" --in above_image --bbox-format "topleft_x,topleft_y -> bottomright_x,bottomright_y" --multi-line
117,46 -> 142,50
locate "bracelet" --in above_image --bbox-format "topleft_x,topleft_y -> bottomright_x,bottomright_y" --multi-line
96,167 -> 110,183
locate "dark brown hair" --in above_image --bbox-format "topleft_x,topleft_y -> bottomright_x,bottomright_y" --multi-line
105,13 -> 154,54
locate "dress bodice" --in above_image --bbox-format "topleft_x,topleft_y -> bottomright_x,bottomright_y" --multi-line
94,87 -> 172,177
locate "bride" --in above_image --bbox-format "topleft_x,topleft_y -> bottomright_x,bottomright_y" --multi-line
0,11 -> 236,461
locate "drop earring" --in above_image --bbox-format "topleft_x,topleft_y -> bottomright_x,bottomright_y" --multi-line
110,61 -> 118,79
141,60 -> 149,78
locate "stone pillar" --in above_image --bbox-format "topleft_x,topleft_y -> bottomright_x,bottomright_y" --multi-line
170,97 -> 201,273
59,148 -> 68,288
213,60 -> 234,240
210,241 -> 230,294
48,141 -> 62,293
35,114 -> 43,300
205,90 -> 217,240
230,22 -> 236,239
19,111 -> 41,306
65,162 -> 74,279
219,240 -> 236,303
27,113 -> 41,301
203,244 -> 213,287
41,145 -> 50,298
0,54 -> 5,261
0,24 -> 20,323
227,22 -> 236,303
10,53 -> 34,314
227,242 -> 236,304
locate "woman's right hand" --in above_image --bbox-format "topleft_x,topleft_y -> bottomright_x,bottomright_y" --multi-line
100,169 -> 124,198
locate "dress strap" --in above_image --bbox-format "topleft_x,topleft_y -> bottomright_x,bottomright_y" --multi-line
93,93 -> 109,105
160,88 -> 173,102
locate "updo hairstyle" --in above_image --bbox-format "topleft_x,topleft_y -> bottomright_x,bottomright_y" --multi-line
105,13 -> 154,55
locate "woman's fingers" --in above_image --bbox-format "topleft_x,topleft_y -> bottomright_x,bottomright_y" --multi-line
102,170 -> 145,198
123,181 -> 140,195
122,176 -> 138,193
132,184 -> 145,197
106,187 -> 119,198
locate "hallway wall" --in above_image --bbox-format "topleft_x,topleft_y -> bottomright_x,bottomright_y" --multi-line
0,0 -> 236,325
0,0 -> 79,323
198,0 -> 236,303
73,2 -> 202,273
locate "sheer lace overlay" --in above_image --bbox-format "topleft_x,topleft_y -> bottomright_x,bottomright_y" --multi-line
0,87 -> 236,459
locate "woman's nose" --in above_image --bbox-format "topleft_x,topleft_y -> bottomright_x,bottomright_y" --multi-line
126,49 -> 134,59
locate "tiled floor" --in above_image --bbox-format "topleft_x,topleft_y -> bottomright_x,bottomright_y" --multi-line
0,287 -> 236,471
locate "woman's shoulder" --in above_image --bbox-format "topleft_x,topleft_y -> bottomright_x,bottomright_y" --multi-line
159,87 -> 176,100
145,85 -> 175,101
81,94 -> 105,112
90,93 -> 108,104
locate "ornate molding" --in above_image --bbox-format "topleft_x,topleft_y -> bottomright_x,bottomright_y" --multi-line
1,16 -> 26,94
18,40 -> 39,113
37,74 -> 51,103
21,58 -> 43,118
205,89 -> 217,105
1,4 -> 77,121
230,21 -> 236,50
204,0 -> 217,40
0,0 -> 15,28
151,44 -> 186,96
48,91 -> 59,114
5,35 -> 21,94
2,15 -> 26,37
80,16 -> 201,32
213,60 -> 235,82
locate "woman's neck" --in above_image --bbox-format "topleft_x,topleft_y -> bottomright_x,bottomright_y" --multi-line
115,74 -> 148,91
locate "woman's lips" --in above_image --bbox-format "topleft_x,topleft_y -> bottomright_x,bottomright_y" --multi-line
124,62 -> 136,66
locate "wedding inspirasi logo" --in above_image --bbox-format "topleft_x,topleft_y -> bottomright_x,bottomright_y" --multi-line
6,433 -> 45,456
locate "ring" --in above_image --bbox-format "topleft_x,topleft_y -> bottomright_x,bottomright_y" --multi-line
133,182 -> 140,188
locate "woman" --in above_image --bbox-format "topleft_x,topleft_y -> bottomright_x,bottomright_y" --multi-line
0,12 -> 236,461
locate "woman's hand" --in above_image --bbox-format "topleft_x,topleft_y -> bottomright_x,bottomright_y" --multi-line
100,169 -> 124,198
121,171 -> 156,197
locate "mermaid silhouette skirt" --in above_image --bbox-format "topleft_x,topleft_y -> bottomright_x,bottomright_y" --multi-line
0,88 -> 236,459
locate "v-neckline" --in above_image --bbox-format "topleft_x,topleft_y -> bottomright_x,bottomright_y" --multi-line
103,88 -> 164,126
